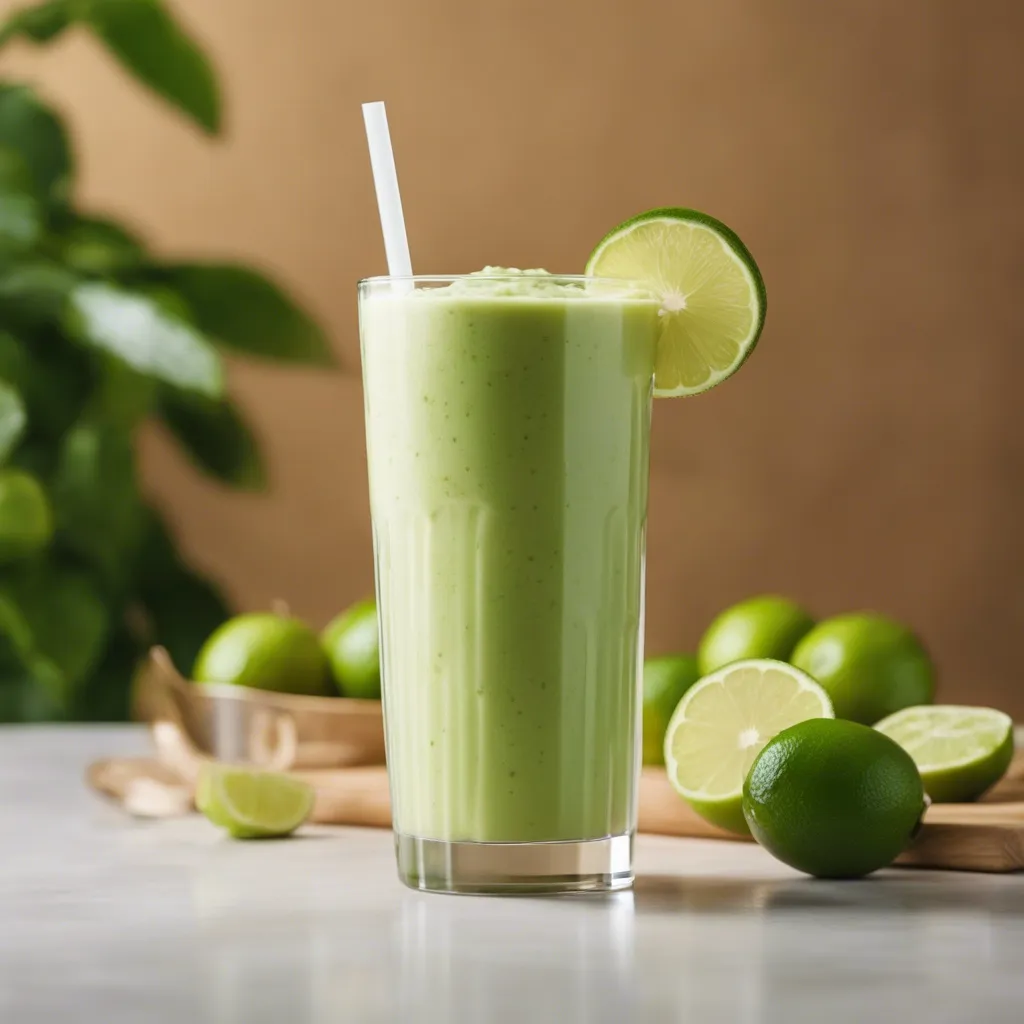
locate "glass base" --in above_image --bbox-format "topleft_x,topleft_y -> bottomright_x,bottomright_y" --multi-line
394,831 -> 634,895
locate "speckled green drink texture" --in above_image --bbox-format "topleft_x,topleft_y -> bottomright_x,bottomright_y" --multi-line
359,271 -> 659,843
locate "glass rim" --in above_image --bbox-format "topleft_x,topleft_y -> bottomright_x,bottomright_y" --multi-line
358,273 -> 641,288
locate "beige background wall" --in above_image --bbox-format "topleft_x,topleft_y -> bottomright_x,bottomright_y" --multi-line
4,0 -> 1023,712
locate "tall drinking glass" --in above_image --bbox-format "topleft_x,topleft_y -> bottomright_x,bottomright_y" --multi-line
358,274 -> 658,893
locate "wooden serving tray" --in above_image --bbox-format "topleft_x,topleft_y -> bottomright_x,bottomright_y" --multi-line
88,649 -> 1024,872
89,725 -> 1024,873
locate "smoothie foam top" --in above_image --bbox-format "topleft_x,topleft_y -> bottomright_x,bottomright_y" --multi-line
376,268 -> 657,301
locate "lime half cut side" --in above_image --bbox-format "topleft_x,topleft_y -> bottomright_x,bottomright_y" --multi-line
874,705 -> 1015,803
663,658 -> 833,834
196,763 -> 315,839
586,208 -> 766,397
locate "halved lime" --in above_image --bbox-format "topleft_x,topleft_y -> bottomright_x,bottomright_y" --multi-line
663,658 -> 833,834
586,208 -> 766,396
874,705 -> 1015,803
196,763 -> 315,839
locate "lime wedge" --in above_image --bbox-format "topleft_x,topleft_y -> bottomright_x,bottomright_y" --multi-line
196,763 -> 315,839
586,208 -> 766,397
663,658 -> 833,834
874,705 -> 1014,803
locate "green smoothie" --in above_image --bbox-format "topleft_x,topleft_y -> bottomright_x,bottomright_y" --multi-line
359,270 -> 658,844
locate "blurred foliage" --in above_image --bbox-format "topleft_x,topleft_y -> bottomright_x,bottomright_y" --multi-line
0,0 -> 332,722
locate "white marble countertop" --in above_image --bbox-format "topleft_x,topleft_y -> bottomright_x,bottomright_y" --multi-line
2,725 -> 1023,1023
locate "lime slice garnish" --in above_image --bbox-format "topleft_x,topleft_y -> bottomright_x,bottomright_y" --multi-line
586,208 -> 766,397
196,763 -> 315,839
874,705 -> 1015,803
663,658 -> 833,834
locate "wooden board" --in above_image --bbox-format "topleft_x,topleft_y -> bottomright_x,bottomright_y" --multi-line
89,753 -> 1024,873
637,767 -> 1024,873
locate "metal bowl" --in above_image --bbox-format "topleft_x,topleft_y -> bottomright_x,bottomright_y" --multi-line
137,646 -> 386,771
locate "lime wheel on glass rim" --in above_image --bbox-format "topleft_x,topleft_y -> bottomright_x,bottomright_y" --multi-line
587,208 -> 766,397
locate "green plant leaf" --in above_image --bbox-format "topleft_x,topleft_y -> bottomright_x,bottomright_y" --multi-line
144,564 -> 230,677
70,621 -> 139,721
58,214 -> 145,275
16,326 -> 95,438
0,587 -> 36,662
0,663 -> 65,721
0,381 -> 27,464
0,84 -> 73,205
0,467 -> 54,565
0,561 -> 110,687
89,355 -> 155,427
0,325 -> 94,441
0,1 -> 75,47
0,3 -> 221,134
0,260 -> 76,326
10,440 -> 56,480
65,281 -> 223,397
161,263 -> 333,365
134,503 -> 179,586
0,330 -> 28,388
0,147 -> 42,255
83,0 -> 221,134
50,421 -> 145,587
159,388 -> 265,490
133,502 -> 232,675
0,589 -> 65,722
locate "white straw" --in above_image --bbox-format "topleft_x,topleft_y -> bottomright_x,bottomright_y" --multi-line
362,101 -> 413,284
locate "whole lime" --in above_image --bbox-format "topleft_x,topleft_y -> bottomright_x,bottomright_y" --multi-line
642,654 -> 700,765
697,595 -> 814,675
743,718 -> 926,878
193,613 -> 331,696
0,470 -> 53,564
322,600 -> 381,699
790,613 -> 935,725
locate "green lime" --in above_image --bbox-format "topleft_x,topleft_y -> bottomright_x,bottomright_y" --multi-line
0,469 -> 53,564
790,613 -> 935,725
196,763 -> 314,839
193,612 -> 331,696
586,208 -> 766,397
642,654 -> 700,765
697,595 -> 814,676
664,658 -> 833,835
875,705 -> 1014,803
322,599 -> 380,699
743,718 -> 926,878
